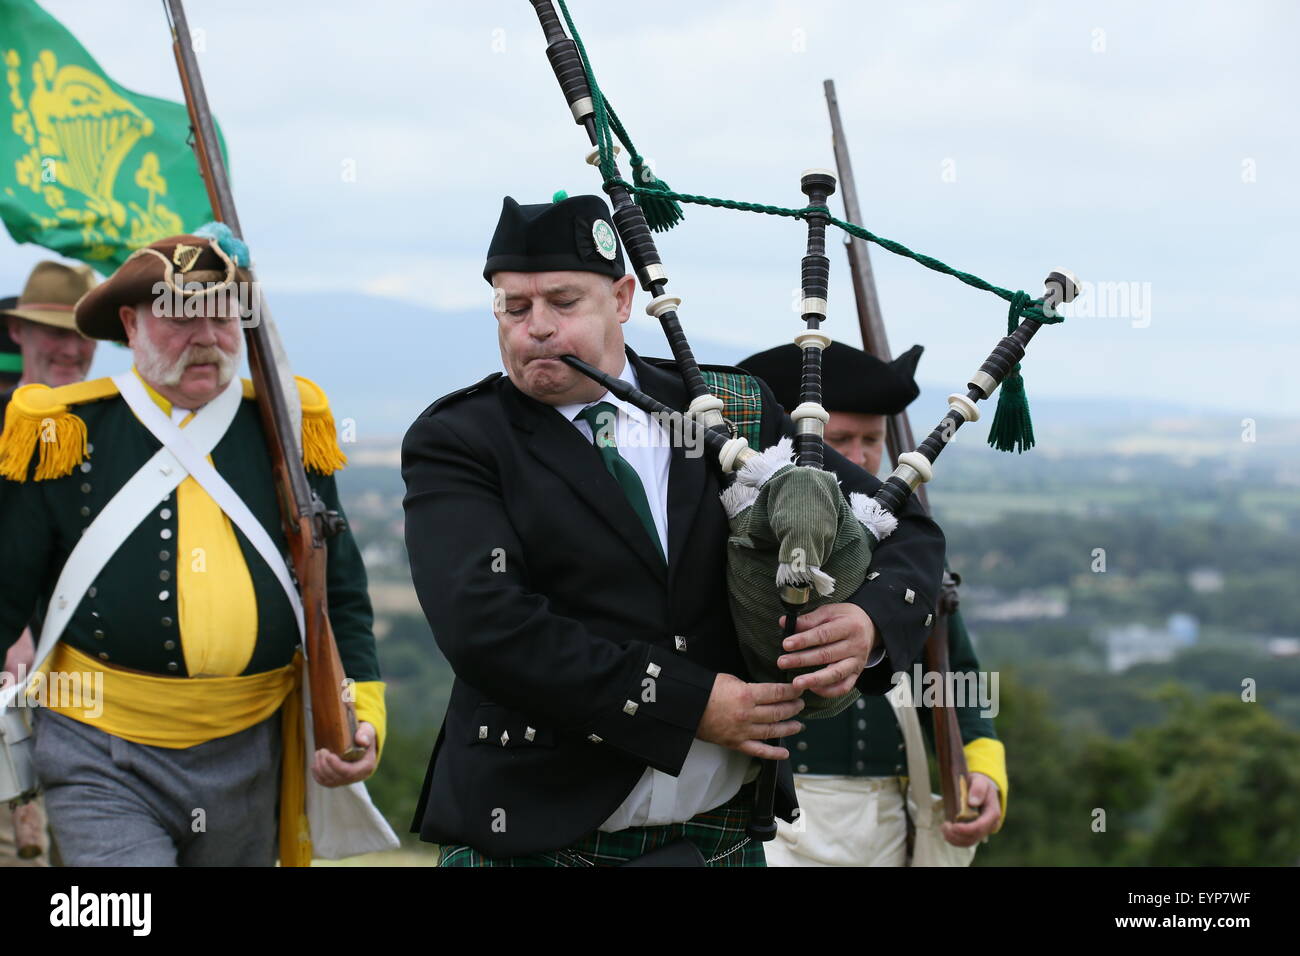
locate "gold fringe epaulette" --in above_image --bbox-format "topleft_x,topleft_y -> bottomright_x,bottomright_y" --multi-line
242,375 -> 348,476
0,378 -> 118,482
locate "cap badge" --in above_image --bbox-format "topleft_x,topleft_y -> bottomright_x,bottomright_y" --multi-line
172,243 -> 202,272
592,220 -> 617,261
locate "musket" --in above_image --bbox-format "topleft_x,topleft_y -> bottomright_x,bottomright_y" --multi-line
163,0 -> 362,759
825,79 -> 1079,823
825,77 -> 975,821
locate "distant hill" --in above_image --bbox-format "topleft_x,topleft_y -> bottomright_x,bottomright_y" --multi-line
83,291 -> 1298,454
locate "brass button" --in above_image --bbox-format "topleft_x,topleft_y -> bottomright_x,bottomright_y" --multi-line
159,550 -> 170,561
98,651 -> 109,661
163,640 -> 176,651
80,483 -> 91,493
796,741 -> 807,751
857,740 -> 866,750
857,719 -> 867,730
797,764 -> 809,773
79,506 -> 90,517
856,699 -> 866,710
166,662 -> 179,672
161,616 -> 173,627
92,629 -> 105,640
80,462 -> 91,473
159,570 -> 171,581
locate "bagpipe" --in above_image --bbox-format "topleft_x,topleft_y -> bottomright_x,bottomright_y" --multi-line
526,0 -> 1078,841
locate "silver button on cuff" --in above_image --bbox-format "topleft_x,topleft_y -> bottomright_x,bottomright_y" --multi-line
499,730 -> 509,746
622,700 -> 638,716
673,636 -> 687,652
904,588 -> 915,604
867,571 -> 880,581
587,734 -> 602,744
925,612 -> 934,627
478,726 -> 488,740
646,662 -> 661,678
524,727 -> 536,742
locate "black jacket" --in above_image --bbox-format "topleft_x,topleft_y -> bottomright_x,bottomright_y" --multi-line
401,347 -> 946,857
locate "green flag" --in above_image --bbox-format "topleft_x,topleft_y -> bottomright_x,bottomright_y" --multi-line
0,0 -> 224,273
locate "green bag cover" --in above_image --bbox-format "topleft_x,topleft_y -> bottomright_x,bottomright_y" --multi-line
725,458 -> 874,719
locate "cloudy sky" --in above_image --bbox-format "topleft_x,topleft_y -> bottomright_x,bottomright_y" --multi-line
3,0 -> 1296,417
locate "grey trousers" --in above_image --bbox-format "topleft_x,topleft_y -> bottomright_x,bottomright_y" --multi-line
32,707 -> 282,866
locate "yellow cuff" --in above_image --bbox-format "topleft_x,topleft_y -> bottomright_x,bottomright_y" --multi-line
963,736 -> 1008,830
352,680 -> 387,765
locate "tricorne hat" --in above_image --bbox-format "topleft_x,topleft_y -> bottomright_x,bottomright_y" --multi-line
1,261 -> 100,332
73,233 -> 251,343
739,342 -> 925,416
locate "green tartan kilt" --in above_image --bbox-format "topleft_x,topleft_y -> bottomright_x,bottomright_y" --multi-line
438,782 -> 765,867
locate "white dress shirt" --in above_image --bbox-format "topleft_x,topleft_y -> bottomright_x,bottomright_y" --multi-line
554,357 -> 754,831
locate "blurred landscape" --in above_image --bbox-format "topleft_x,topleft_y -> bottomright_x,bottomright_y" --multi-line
335,388 -> 1300,866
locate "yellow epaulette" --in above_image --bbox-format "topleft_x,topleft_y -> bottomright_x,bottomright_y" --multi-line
241,375 -> 348,476
0,377 -> 118,482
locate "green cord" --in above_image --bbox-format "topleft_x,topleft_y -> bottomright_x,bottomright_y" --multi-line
554,0 -> 1066,449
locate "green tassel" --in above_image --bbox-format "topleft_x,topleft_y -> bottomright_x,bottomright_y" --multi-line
552,189 -> 569,202
987,364 -> 1035,453
987,291 -> 1036,453
630,157 -> 684,232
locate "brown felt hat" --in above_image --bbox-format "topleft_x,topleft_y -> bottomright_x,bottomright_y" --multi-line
1,261 -> 100,332
74,234 -> 251,343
